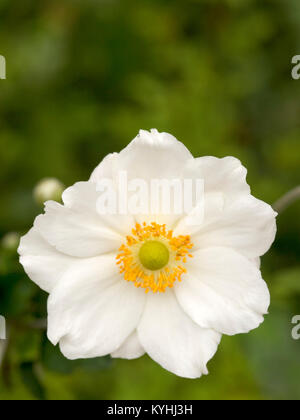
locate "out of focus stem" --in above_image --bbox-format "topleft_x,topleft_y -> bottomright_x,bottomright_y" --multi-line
273,186 -> 300,214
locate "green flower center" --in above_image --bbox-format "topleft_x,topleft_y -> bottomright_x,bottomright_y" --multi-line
139,240 -> 170,271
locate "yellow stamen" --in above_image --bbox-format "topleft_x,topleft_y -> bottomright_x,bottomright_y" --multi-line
116,222 -> 194,293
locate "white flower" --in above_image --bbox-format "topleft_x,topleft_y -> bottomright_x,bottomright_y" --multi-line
18,129 -> 277,379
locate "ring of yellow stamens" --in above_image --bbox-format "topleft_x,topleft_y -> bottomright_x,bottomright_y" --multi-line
116,222 -> 194,293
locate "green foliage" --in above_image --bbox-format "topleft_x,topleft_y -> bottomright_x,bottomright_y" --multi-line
0,0 -> 300,400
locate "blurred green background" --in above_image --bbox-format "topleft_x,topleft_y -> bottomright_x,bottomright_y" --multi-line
0,0 -> 300,400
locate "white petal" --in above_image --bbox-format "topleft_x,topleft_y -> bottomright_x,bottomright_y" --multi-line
47,255 -> 146,359
175,247 -> 270,336
90,152 -> 119,183
176,191 -> 276,259
18,227 -> 74,293
253,257 -> 261,269
183,156 -> 250,197
62,181 -> 136,237
111,331 -> 145,360
34,200 -> 123,258
174,191 -> 225,236
90,130 -> 193,228
176,156 -> 277,258
91,129 -> 193,183
137,290 -> 221,378
192,194 -> 277,258
119,129 -> 193,228
118,129 -> 193,180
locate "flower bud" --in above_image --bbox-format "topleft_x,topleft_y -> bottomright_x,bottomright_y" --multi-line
34,178 -> 65,205
1,232 -> 20,252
